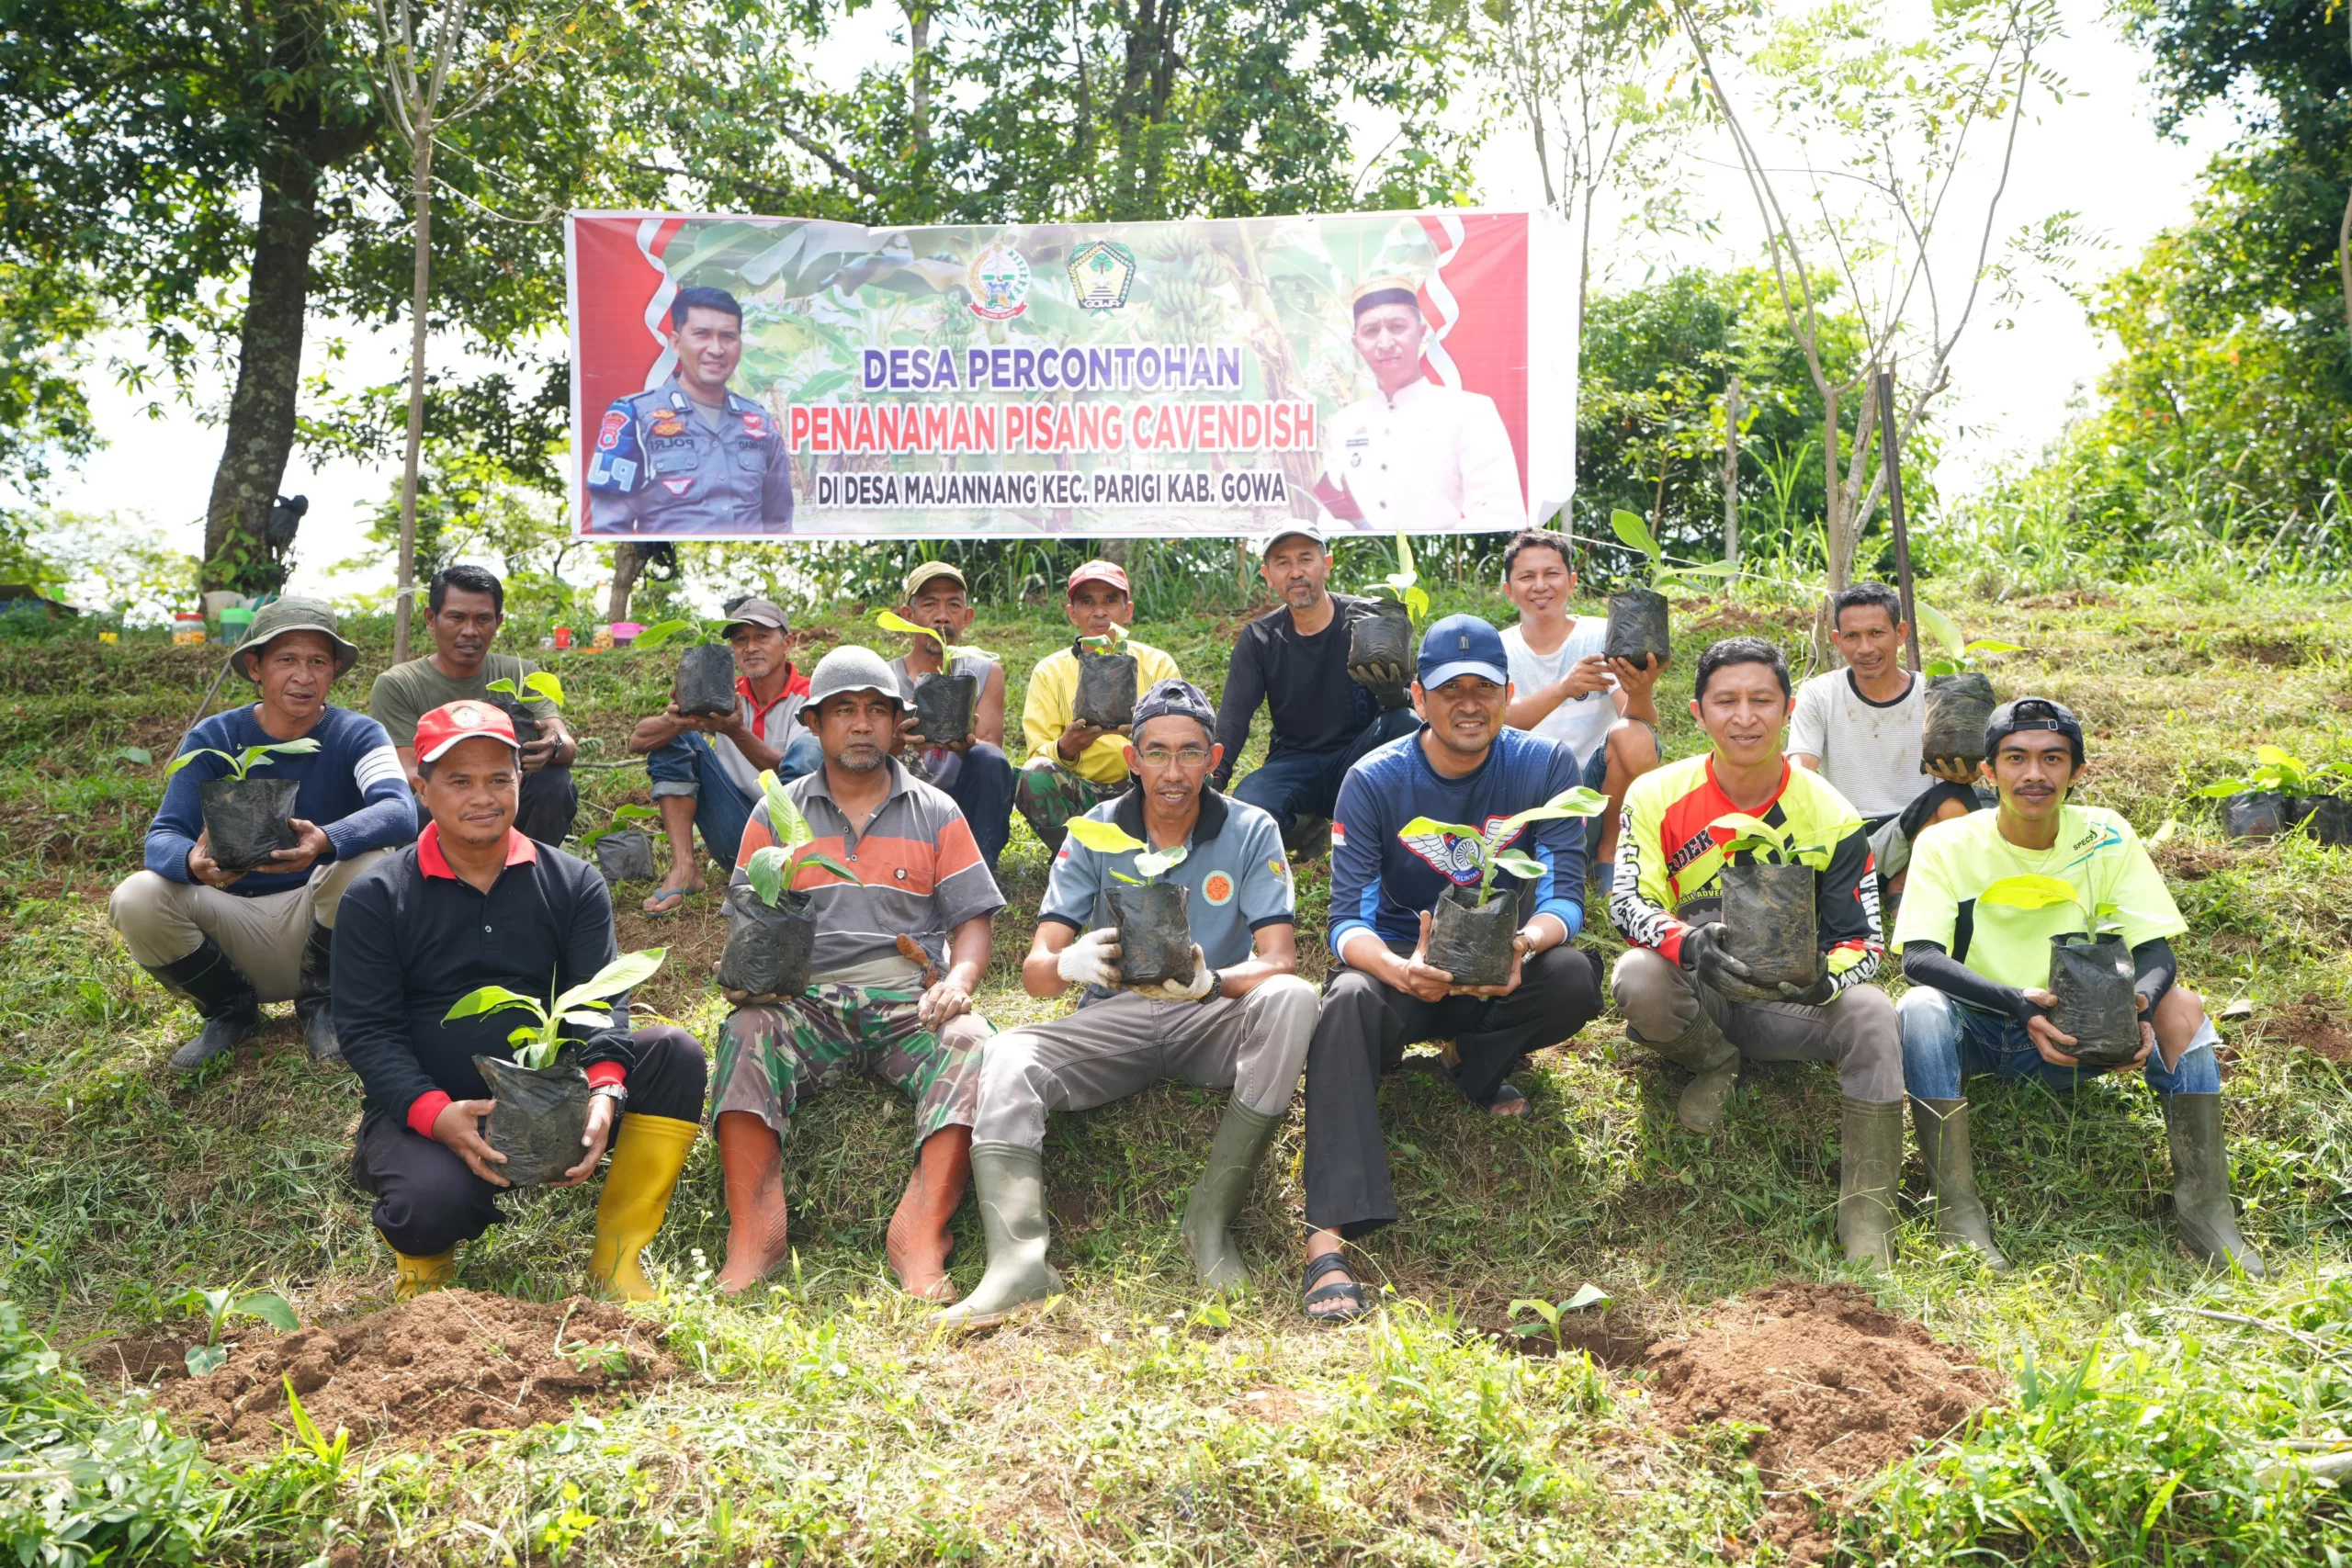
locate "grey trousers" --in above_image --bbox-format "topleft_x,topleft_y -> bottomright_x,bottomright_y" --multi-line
109,851 -> 390,1003
971,976 -> 1319,1149
1611,944 -> 1905,1103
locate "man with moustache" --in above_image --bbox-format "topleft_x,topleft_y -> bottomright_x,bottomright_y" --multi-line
885,560 -> 1014,873
586,286 -> 793,536
1210,526 -> 1421,854
1611,637 -> 1905,1268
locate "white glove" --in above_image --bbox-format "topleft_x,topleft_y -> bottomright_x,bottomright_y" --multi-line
1140,947 -> 1215,1001
1057,926 -> 1123,990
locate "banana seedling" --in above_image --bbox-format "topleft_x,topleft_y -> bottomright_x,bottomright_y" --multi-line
1363,534 -> 1430,623
1977,874 -> 2133,938
744,770 -> 863,905
1062,816 -> 1189,884
1398,786 -> 1607,907
443,949 -> 669,1070
1708,812 -> 1858,873
1914,603 -> 2023,676
164,737 -> 321,781
873,608 -> 990,664
485,671 -> 566,708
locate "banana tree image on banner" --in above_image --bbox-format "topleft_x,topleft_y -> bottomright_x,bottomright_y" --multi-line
566,209 -> 1577,541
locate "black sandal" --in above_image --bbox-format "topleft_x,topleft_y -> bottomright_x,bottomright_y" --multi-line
1303,1250 -> 1370,1323
1485,1081 -> 1529,1117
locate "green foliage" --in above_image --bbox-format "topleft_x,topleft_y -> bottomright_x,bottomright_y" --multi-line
162,737 -> 321,784
166,1286 -> 297,1377
1707,810 -> 1853,873
576,801 -> 659,852
485,671 -> 566,710
744,769 -> 861,906
2194,745 -> 2352,800
0,1299 -> 229,1564
1061,815 -> 1189,884
1915,602 -> 2024,676
1362,534 -> 1430,622
1977,874 -> 2131,938
442,949 -> 668,1070
872,608 -> 990,664
1399,786 -> 1606,905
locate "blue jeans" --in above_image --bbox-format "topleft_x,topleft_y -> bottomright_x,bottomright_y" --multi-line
646,730 -> 821,872
927,741 -> 1013,872
1235,705 -> 1420,837
1898,986 -> 2221,1100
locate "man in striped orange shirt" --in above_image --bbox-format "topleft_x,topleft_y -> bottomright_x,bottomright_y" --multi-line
709,648 -> 1003,1303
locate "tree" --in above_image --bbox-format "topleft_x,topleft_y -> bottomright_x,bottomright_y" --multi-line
1668,0 -> 2068,626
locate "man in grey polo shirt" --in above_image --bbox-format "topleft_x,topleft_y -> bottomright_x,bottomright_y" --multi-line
938,679 -> 1318,1327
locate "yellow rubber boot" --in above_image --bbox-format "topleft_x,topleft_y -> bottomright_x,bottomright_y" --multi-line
588,1113 -> 702,1301
393,1247 -> 458,1300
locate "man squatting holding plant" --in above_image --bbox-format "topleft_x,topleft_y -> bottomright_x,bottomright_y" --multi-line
113,599 -> 415,1073
334,701 -> 706,1300
711,647 -> 1003,1302
1893,697 -> 2263,1275
939,679 -> 1319,1327
368,565 -> 580,847
1297,615 -> 1608,1322
885,560 -> 1015,873
1013,559 -> 1183,852
1209,526 -> 1420,856
1611,636 -> 1905,1268
627,596 -> 823,917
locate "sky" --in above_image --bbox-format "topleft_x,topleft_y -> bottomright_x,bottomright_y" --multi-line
30,0 -> 2235,602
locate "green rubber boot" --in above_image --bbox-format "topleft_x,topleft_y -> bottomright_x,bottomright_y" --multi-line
2164,1092 -> 2266,1279
934,1142 -> 1064,1329
1912,1098 -> 2010,1271
1181,1100 -> 1284,1291
1637,1012 -> 1740,1134
1838,1098 -> 1904,1269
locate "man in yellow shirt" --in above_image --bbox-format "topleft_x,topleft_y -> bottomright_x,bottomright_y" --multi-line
1013,560 -> 1182,852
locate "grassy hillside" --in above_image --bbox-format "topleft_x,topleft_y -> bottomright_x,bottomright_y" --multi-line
4,578 -> 2351,1564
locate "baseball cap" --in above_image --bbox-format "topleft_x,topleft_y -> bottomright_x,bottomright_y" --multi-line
1259,525 -> 1328,558
903,560 -> 968,599
802,645 -> 911,714
1418,614 -> 1510,692
1984,696 -> 2085,766
719,596 -> 789,636
1132,678 -> 1216,736
232,597 -> 359,682
1066,559 -> 1131,598
413,699 -> 521,763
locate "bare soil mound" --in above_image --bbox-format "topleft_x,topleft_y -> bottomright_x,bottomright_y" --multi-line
120,1291 -> 674,1456
1645,1281 -> 1999,1563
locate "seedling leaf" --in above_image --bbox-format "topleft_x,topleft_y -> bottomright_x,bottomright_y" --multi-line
1564,1282 -> 1610,1312
1134,845 -> 1189,879
552,949 -> 667,1015
1489,850 -> 1547,882
1977,874 -> 2083,912
1611,507 -> 1663,563
631,618 -> 700,650
443,986 -> 540,1021
746,843 -> 789,906
759,771 -> 816,852
875,608 -> 949,653
234,1292 -> 298,1333
1064,817 -> 1149,855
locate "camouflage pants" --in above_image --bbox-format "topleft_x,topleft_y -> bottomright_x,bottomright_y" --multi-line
1014,760 -> 1123,852
713,985 -> 989,1148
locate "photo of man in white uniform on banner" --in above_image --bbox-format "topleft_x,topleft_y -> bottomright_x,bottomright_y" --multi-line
1313,276 -> 1524,532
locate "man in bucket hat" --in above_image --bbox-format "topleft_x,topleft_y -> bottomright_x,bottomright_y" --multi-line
111,597 -> 417,1073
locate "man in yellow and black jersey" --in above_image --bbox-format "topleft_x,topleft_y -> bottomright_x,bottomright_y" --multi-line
1611,637 -> 1905,1268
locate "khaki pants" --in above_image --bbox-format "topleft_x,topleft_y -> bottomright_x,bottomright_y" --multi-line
1610,944 -> 1904,1103
972,976 -> 1319,1150
109,852 -> 390,1003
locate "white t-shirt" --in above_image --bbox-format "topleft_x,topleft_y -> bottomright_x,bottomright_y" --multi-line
1501,619 -> 1617,767
1786,669 -> 1934,821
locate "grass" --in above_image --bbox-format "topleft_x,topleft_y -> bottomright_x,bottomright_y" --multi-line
4,575 -> 2352,1563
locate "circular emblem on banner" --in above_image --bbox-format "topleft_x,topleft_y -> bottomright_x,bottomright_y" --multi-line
967,243 -> 1032,321
1203,871 -> 1235,906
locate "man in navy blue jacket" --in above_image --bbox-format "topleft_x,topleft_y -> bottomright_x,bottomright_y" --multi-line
1297,614 -> 1606,1322
111,600 -> 415,1073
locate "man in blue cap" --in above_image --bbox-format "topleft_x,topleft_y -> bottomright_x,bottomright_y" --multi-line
1295,615 -> 1606,1321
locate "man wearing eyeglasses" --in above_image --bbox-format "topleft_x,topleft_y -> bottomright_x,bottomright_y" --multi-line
937,679 -> 1317,1327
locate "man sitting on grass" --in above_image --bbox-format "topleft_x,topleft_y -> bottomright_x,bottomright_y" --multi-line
1497,526 -> 1666,891
627,596 -> 821,915
939,679 -> 1318,1327
368,564 -> 579,846
334,701 -> 706,1302
1610,637 -> 1905,1269
113,599 -> 414,1073
1013,559 -> 1182,852
887,560 -> 1014,873
709,648 -> 1002,1303
1296,615 -> 1607,1322
1209,526 -> 1419,855
1893,696 -> 2262,1276
1787,581 -> 1979,900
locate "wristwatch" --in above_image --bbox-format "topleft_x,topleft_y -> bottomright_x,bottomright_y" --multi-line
589,1082 -> 629,1113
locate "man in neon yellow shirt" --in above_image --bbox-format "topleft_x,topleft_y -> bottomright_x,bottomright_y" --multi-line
1894,696 -> 2261,1276
1013,559 -> 1182,852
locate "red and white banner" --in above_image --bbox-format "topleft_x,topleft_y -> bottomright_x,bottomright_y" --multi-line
566,209 -> 1576,540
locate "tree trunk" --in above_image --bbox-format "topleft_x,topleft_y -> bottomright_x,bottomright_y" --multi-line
903,0 -> 931,150
1722,374 -> 1740,570
201,146 -> 319,594
606,542 -> 649,622
392,112 -> 435,666
2338,181 -> 2351,346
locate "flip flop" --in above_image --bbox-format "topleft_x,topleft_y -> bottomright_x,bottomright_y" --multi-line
1303,1250 -> 1370,1323
641,883 -> 695,918
1487,1082 -> 1530,1118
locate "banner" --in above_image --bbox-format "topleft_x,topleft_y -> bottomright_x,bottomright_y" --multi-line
566,209 -> 1576,541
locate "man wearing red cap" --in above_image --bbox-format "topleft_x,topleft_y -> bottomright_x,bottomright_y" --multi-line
334,701 -> 707,1302
1012,559 -> 1182,852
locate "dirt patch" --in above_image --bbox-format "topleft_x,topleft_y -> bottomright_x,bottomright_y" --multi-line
1645,1281 -> 1999,1564
2010,589 -> 2114,610
1490,1312 -> 1656,1369
117,1291 -> 674,1457
2261,996 -> 2352,1065
2152,840 -> 2233,882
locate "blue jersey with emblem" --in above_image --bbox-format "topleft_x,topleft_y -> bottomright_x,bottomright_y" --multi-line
585,375 -> 792,536
1327,726 -> 1586,957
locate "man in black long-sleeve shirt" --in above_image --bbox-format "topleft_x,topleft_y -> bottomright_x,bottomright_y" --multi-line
335,701 -> 707,1301
1213,528 -> 1419,851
